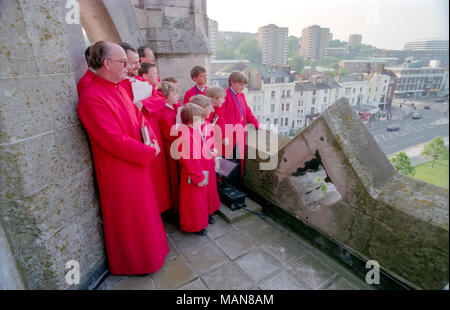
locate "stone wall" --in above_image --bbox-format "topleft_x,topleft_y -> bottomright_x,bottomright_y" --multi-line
134,0 -> 211,98
0,0 -> 105,289
244,98 -> 449,290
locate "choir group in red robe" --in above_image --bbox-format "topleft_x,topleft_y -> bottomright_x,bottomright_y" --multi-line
77,41 -> 260,276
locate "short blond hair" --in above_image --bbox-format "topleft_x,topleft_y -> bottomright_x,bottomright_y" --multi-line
180,103 -> 205,124
157,81 -> 177,98
189,94 -> 212,109
205,86 -> 226,99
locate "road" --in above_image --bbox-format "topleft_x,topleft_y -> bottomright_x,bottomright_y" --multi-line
368,99 -> 449,156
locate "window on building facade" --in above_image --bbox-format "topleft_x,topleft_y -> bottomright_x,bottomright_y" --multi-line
311,107 -> 315,115
282,90 -> 285,97
287,90 -> 291,97
380,95 -> 385,103
313,90 -> 316,96
286,104 -> 290,111
345,88 -> 351,95
324,89 -> 328,94
360,87 -> 362,92
312,97 -> 316,105
353,88 -> 356,94
300,91 -> 304,96
271,91 -> 275,98
274,119 -> 278,125
271,104 -> 275,112
324,97 -> 327,103
285,118 -> 288,126
281,104 -> 284,111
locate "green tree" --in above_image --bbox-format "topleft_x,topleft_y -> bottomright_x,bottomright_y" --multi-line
289,55 -> 306,72
216,43 -> 238,60
329,39 -> 347,48
421,136 -> 449,168
288,36 -> 300,58
237,39 -> 261,64
391,152 -> 416,176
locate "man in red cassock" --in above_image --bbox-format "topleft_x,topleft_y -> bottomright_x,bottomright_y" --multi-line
77,46 -> 96,97
183,66 -> 208,104
78,41 -> 169,275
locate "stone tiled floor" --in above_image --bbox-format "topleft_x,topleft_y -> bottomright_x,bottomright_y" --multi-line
98,199 -> 373,290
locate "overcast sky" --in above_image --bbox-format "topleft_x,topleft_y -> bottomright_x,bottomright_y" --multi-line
207,0 -> 449,50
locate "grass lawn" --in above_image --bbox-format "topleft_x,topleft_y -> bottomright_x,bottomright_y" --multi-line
412,159 -> 449,190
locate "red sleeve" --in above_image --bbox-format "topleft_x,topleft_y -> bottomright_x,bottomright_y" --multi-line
183,88 -> 194,105
78,95 -> 156,167
158,111 -> 178,143
179,157 -> 205,184
243,96 -> 259,128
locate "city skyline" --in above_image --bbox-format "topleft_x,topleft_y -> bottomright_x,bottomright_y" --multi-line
207,0 -> 449,50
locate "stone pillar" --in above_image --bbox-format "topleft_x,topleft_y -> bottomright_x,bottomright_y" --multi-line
0,0 -> 105,289
134,0 -> 212,97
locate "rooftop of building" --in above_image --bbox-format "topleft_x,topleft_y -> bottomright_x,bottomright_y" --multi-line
295,78 -> 341,91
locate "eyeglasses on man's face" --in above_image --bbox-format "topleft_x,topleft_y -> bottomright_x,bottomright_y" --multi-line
107,58 -> 128,67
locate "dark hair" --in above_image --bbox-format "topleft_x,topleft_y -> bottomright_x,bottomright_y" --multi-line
190,66 -> 206,79
84,46 -> 91,64
138,46 -> 153,58
162,77 -> 178,84
138,62 -> 157,77
89,41 -> 110,70
119,42 -> 137,53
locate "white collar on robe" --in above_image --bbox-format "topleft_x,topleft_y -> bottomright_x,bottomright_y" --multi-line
128,76 -> 136,83
88,67 -> 96,74
165,103 -> 175,110
196,84 -> 206,92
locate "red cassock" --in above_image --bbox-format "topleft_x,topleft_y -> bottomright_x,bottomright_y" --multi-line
178,126 -> 209,232
158,103 -> 181,214
77,69 -> 96,97
78,75 -> 169,275
183,85 -> 207,104
201,121 -> 221,215
216,88 -> 260,177
120,78 -> 172,213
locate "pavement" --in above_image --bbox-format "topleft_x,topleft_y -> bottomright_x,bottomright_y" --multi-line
97,199 -> 372,290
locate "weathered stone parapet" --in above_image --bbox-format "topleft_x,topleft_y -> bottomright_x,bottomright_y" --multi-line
0,0 -> 105,289
244,98 -> 449,289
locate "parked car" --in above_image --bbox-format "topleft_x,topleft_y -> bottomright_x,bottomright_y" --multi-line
387,125 -> 400,131
436,98 -> 445,102
412,112 -> 422,119
424,105 -> 431,109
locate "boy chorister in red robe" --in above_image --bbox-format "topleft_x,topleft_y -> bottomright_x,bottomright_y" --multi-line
189,95 -> 221,224
205,86 -> 227,147
183,66 -> 208,104
77,41 -> 168,275
215,71 -> 260,180
177,103 -> 210,235
156,81 -> 182,215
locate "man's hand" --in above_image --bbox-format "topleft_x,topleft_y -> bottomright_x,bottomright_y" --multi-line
150,139 -> 160,156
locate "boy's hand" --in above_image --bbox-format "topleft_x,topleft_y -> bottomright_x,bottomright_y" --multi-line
223,137 -> 229,146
